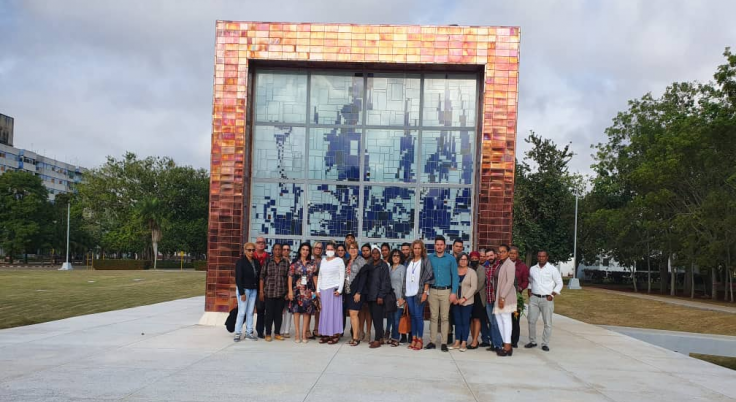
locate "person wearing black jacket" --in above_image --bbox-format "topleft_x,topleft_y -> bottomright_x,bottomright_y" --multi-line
354,247 -> 392,349
234,242 -> 261,342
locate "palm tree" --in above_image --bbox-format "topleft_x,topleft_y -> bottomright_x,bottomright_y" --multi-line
136,197 -> 164,269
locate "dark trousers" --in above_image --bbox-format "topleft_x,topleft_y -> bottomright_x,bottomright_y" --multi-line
256,299 -> 266,336
511,309 -> 520,346
369,301 -> 384,341
264,297 -> 285,335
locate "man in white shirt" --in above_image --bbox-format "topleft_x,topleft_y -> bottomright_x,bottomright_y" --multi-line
525,250 -> 562,351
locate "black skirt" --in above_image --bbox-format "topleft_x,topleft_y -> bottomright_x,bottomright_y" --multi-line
471,293 -> 486,320
345,291 -> 364,311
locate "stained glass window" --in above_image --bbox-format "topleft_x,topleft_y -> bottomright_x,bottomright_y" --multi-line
252,126 -> 306,179
255,72 -> 308,124
422,74 -> 477,128
364,130 -> 417,182
250,70 -> 479,246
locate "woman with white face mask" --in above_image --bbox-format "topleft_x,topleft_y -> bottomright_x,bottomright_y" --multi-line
316,241 -> 346,345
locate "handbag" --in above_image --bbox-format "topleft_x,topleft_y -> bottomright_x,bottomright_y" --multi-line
399,305 -> 411,334
383,290 -> 397,313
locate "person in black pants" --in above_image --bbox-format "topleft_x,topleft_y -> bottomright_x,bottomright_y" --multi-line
259,243 -> 290,341
509,247 -> 529,347
253,237 -> 270,338
355,247 -> 392,349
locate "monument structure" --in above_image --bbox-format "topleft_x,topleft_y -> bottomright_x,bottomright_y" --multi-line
203,21 -> 520,320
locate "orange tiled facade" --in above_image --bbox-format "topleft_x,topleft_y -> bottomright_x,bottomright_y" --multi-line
207,21 -> 520,312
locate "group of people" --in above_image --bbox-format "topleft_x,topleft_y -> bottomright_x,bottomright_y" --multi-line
233,233 -> 563,356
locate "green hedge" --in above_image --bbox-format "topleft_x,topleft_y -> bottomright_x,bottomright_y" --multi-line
154,260 -> 194,269
193,261 -> 207,271
93,260 -> 150,270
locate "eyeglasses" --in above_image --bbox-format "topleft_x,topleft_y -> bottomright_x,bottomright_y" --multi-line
245,248 -> 255,252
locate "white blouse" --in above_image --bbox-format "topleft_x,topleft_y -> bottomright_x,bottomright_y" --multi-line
316,257 -> 346,293
405,259 -> 422,297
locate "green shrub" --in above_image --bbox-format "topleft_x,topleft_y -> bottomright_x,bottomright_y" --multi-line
93,260 -> 150,270
193,260 -> 207,271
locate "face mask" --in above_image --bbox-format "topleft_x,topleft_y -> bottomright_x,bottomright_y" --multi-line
470,261 -> 479,268
325,250 -> 335,258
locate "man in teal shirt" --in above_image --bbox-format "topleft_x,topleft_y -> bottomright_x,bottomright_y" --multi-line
425,235 -> 459,352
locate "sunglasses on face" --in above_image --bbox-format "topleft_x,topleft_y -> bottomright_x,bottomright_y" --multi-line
245,248 -> 255,252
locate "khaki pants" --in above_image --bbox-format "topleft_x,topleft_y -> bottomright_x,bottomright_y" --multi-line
429,288 -> 451,344
528,294 -> 554,346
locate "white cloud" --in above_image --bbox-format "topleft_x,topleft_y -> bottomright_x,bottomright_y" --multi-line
0,0 -> 733,174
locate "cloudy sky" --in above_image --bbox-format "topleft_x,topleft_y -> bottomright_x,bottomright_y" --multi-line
1,0 -> 734,175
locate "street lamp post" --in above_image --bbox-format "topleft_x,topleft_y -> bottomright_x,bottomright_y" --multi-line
59,202 -> 73,271
568,193 -> 581,289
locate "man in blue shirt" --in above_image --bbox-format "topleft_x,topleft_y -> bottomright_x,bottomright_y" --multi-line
425,235 -> 459,352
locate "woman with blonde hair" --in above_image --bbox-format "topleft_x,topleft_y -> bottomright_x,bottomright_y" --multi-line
404,239 -> 434,350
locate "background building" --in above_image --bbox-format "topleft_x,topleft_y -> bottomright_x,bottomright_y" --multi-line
0,115 -> 85,200
204,22 -> 520,315
0,114 -> 14,146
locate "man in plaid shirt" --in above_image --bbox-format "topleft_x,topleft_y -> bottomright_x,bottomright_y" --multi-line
259,243 -> 290,341
484,248 -> 504,351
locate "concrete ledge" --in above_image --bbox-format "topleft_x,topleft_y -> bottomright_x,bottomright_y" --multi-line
603,325 -> 736,357
197,311 -> 228,326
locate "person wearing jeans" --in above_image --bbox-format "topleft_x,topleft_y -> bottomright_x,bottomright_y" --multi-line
404,240 -> 434,350
234,242 -> 261,342
449,253 -> 477,352
385,250 -> 406,346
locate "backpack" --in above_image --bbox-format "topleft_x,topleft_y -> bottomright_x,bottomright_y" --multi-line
225,307 -> 238,333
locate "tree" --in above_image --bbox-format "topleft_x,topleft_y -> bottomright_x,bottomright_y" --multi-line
513,132 -> 579,266
135,197 -> 164,269
0,171 -> 51,262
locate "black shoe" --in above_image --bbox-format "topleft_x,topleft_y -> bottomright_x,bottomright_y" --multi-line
399,334 -> 408,343
441,344 -> 449,352
542,345 -> 550,352
524,342 -> 537,349
425,342 -> 436,350
258,333 -> 265,339
511,343 -> 518,348
467,344 -> 478,350
479,342 -> 490,347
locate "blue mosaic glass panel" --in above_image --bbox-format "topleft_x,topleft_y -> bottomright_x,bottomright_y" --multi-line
364,130 -> 416,182
366,74 -> 421,126
419,187 -> 472,243
255,72 -> 308,123
308,128 -> 361,181
250,182 -> 304,238
311,74 -> 364,125
308,184 -> 359,237
362,186 -> 415,239
422,74 -> 477,128
421,130 -> 475,184
252,126 -> 305,179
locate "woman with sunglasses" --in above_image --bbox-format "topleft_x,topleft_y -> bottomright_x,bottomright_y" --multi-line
384,249 -> 406,347
234,242 -> 261,342
288,242 -> 317,344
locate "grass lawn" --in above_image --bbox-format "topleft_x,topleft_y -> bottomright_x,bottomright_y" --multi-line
0,270 -> 205,329
690,354 -> 736,371
553,288 -> 736,336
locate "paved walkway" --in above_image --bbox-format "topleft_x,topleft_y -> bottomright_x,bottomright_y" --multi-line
603,325 -> 736,357
590,287 -> 736,314
1,297 -> 735,402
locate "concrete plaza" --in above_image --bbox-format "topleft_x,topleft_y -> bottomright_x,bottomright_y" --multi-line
0,297 -> 734,402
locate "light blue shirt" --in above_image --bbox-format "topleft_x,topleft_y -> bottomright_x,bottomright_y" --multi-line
428,253 -> 459,294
